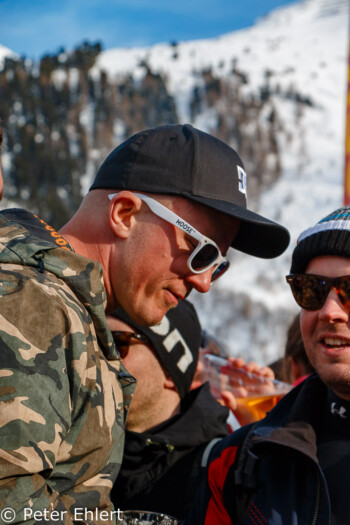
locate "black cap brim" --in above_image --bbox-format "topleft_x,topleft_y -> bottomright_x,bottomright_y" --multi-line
186,194 -> 290,259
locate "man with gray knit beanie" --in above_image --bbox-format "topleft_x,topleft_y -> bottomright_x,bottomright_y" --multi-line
186,204 -> 350,525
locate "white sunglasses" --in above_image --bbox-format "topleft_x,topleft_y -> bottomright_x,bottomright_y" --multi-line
109,192 -> 230,282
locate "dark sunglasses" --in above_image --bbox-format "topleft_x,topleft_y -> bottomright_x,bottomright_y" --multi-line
286,273 -> 350,311
111,331 -> 150,357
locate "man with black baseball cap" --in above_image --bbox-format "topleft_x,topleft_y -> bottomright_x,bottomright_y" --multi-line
0,123 -> 289,523
108,298 -> 275,520
108,300 -> 230,519
62,123 -> 290,326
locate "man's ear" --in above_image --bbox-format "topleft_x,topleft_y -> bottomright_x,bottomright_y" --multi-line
109,191 -> 142,239
164,375 -> 177,392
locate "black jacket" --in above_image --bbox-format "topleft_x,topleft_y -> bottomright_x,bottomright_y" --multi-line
112,382 -> 229,519
186,374 -> 342,525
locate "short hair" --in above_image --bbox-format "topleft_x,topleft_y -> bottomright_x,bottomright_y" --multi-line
284,312 -> 314,382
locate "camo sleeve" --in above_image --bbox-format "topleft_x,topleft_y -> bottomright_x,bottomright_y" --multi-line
0,264 -> 120,524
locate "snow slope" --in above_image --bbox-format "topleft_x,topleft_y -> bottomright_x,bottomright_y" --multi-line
1,0 -> 349,362
92,0 -> 349,362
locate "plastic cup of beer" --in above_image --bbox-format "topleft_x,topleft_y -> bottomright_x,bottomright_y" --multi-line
201,354 -> 292,424
119,510 -> 178,524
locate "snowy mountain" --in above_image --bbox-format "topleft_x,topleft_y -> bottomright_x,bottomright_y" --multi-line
91,0 -> 350,363
0,44 -> 17,68
1,0 -> 349,364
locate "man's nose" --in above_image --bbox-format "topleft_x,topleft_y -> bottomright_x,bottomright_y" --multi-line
185,269 -> 213,293
318,288 -> 350,323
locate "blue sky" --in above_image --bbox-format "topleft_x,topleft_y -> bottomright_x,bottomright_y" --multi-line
0,0 -> 297,59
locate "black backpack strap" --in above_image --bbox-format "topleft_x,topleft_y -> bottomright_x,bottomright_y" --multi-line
180,439 -> 224,517
231,423 -> 260,524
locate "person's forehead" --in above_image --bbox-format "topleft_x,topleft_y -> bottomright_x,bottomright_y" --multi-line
170,195 -> 239,243
170,194 -> 213,217
306,255 -> 350,275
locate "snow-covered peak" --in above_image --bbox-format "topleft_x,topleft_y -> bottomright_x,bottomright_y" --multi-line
93,0 -> 348,123
0,44 -> 18,68
92,0 -> 350,362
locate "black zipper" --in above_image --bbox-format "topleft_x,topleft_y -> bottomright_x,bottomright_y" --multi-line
311,468 -> 321,525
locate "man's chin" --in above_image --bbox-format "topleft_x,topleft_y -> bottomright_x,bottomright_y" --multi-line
318,369 -> 350,401
118,299 -> 179,327
141,304 -> 178,327
126,309 -> 165,327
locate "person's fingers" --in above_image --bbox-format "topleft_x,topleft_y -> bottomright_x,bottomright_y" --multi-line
227,357 -> 246,368
220,390 -> 238,411
253,365 -> 275,379
227,357 -> 275,380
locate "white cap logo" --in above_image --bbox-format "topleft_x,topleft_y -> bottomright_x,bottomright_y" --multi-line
237,166 -> 247,195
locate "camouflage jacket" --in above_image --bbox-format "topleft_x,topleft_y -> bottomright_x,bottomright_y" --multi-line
0,210 -> 135,524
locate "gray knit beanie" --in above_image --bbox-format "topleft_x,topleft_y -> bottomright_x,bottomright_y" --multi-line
290,205 -> 350,274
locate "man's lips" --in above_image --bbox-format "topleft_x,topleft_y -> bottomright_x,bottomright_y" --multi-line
166,283 -> 192,302
319,335 -> 350,355
164,288 -> 183,305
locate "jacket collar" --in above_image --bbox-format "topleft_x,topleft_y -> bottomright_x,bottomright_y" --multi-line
0,209 -> 118,360
248,374 -> 327,462
126,382 -> 229,450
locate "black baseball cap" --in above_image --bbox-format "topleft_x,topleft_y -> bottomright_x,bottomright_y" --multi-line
90,124 -> 290,258
112,299 -> 201,399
